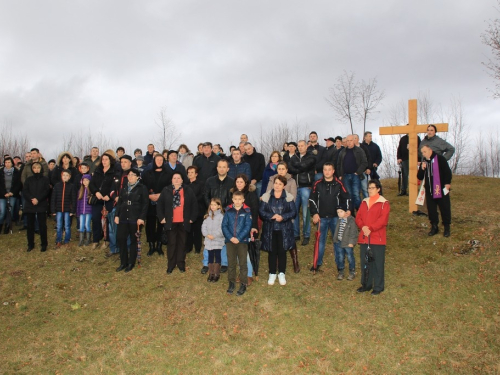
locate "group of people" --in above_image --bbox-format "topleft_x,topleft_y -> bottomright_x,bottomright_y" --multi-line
0,125 -> 455,295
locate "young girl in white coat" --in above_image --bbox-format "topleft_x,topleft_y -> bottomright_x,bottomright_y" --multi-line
201,198 -> 225,282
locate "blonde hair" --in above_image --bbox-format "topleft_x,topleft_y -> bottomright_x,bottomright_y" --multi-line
204,198 -> 224,219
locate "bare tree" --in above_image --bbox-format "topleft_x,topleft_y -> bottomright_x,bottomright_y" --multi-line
326,71 -> 359,134
255,119 -> 309,161
155,107 -> 181,151
61,128 -> 113,159
481,1 -> 500,99
357,77 -> 385,134
447,96 -> 468,174
0,122 -> 29,158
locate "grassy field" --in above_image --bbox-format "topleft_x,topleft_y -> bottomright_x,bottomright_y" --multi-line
1,175 -> 499,374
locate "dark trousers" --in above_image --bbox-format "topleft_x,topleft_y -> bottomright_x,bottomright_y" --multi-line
360,244 -> 385,292
268,230 -> 286,274
26,213 -> 47,248
117,223 -> 138,266
227,242 -> 248,285
145,215 -> 162,243
401,160 -> 409,192
167,223 -> 186,270
208,249 -> 221,264
185,217 -> 202,252
426,192 -> 451,226
91,203 -> 104,243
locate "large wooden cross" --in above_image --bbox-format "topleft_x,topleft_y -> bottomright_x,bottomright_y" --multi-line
379,99 -> 448,212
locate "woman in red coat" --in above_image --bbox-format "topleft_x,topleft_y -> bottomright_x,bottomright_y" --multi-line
355,179 -> 390,295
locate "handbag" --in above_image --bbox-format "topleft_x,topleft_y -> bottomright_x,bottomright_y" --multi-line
88,194 -> 99,205
415,179 -> 426,206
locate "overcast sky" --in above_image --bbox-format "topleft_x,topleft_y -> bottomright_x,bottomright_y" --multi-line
0,0 -> 498,158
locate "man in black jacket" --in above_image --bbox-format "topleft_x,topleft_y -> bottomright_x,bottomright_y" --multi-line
337,135 -> 368,210
243,142 -> 265,196
193,142 -> 220,183
307,131 -> 326,180
288,140 -> 316,245
309,162 -> 351,272
417,145 -> 452,237
203,159 -> 234,273
397,133 -> 421,196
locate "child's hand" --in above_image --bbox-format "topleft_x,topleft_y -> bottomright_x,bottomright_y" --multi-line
230,237 -> 239,244
348,244 -> 353,248
114,217 -> 119,224
207,235 -> 214,240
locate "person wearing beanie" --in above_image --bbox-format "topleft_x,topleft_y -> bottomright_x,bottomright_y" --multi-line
76,174 -> 93,246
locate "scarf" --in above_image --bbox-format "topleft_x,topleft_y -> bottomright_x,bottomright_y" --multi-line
270,163 -> 278,171
127,181 -> 138,193
430,155 -> 442,199
3,167 -> 14,176
173,185 -> 182,208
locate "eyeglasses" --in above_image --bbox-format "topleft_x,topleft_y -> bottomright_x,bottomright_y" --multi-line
368,187 -> 378,190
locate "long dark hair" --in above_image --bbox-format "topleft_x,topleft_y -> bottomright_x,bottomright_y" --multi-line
233,174 -> 250,194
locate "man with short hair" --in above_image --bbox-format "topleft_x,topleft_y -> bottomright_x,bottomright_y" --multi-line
336,135 -> 368,211
238,141 -> 246,156
144,144 -> 155,166
307,131 -> 326,180
227,148 -> 252,180
21,148 -> 49,184
397,133 -> 421,196
362,131 -> 383,180
353,134 -> 372,198
193,142 -> 221,183
288,140 -> 316,245
240,134 -> 248,143
243,142 -> 265,196
309,162 -> 352,273
335,136 -> 343,150
202,159 -> 234,273
83,147 -> 101,174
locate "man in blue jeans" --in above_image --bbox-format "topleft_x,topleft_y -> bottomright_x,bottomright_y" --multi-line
336,135 -> 368,211
309,162 -> 351,272
288,140 -> 316,246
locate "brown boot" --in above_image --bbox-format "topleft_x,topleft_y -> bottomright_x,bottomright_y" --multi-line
290,248 -> 301,273
213,263 -> 221,282
207,263 -> 214,282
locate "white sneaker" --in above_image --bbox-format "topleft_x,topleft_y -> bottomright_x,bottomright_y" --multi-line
278,272 -> 286,285
268,273 -> 277,285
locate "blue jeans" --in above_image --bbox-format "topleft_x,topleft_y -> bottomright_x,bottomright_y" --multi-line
294,187 -> 311,238
0,197 -> 17,224
255,181 -> 262,199
343,174 -> 362,209
56,212 -> 71,244
335,246 -> 355,272
314,173 -> 323,181
317,217 -> 339,266
79,214 -> 92,232
107,208 -> 119,253
203,244 -> 228,266
360,173 -> 369,198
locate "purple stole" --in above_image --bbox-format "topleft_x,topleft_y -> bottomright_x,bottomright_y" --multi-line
431,155 -> 442,199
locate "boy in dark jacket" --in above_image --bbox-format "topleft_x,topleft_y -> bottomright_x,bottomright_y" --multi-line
333,208 -> 358,281
51,170 -> 77,248
221,191 -> 252,296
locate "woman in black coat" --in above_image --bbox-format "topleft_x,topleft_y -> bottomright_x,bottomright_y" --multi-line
0,157 -> 22,234
259,175 -> 297,286
157,171 -> 198,274
114,168 -> 149,273
185,165 -> 205,254
22,162 -> 50,252
89,150 -> 116,249
141,154 -> 172,256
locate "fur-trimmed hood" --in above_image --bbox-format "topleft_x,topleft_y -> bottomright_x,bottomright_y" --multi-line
230,183 -> 256,194
57,151 -> 75,167
260,189 -> 294,203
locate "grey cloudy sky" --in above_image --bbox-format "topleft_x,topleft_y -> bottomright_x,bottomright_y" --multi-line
0,0 -> 498,157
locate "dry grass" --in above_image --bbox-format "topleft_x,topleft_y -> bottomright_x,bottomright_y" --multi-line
1,175 -> 500,374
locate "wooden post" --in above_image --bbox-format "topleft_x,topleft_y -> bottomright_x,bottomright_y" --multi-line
379,99 -> 448,212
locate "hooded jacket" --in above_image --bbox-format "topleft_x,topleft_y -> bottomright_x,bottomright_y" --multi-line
50,151 -> 77,186
221,203 -> 252,244
230,184 -> 259,230
21,158 -> 49,184
419,135 -> 455,161
22,165 -> 50,214
266,173 -> 297,201
355,195 -> 390,245
201,209 -> 225,250
259,190 -> 296,252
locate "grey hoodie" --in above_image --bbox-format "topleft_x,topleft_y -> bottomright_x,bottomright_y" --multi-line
333,216 -> 359,248
201,209 -> 225,250
419,135 -> 455,161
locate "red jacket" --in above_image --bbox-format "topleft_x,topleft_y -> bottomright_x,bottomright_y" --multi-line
355,196 -> 390,245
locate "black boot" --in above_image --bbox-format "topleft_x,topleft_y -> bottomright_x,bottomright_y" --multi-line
156,242 -> 164,256
116,264 -> 127,272
4,224 -> 9,234
443,225 -> 450,237
125,264 -> 135,273
147,242 -> 155,256
236,283 -> 247,296
0,224 -> 3,234
428,224 -> 439,236
227,281 -> 236,294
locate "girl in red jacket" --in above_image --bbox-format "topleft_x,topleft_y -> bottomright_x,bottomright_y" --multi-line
355,179 -> 390,295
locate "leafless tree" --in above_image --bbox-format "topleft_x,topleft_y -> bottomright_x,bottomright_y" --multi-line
0,122 -> 29,159
155,107 -> 181,151
327,71 -> 359,134
481,1 -> 500,99
447,96 -> 468,174
61,128 -> 113,159
358,78 -> 385,134
255,120 -> 309,160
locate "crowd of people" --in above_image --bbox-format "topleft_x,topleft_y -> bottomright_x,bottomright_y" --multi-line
0,126 -> 456,296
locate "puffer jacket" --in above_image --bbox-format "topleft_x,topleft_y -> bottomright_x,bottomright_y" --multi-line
259,190 -> 296,252
221,203 -> 252,244
51,181 -> 77,214
22,172 -> 50,214
419,135 -> 455,161
76,188 -> 92,216
266,173 -> 297,201
287,152 -> 316,188
230,184 -> 259,231
355,196 -> 390,245
201,209 -> 225,250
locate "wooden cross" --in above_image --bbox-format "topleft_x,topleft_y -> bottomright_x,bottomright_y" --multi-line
379,99 -> 448,212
